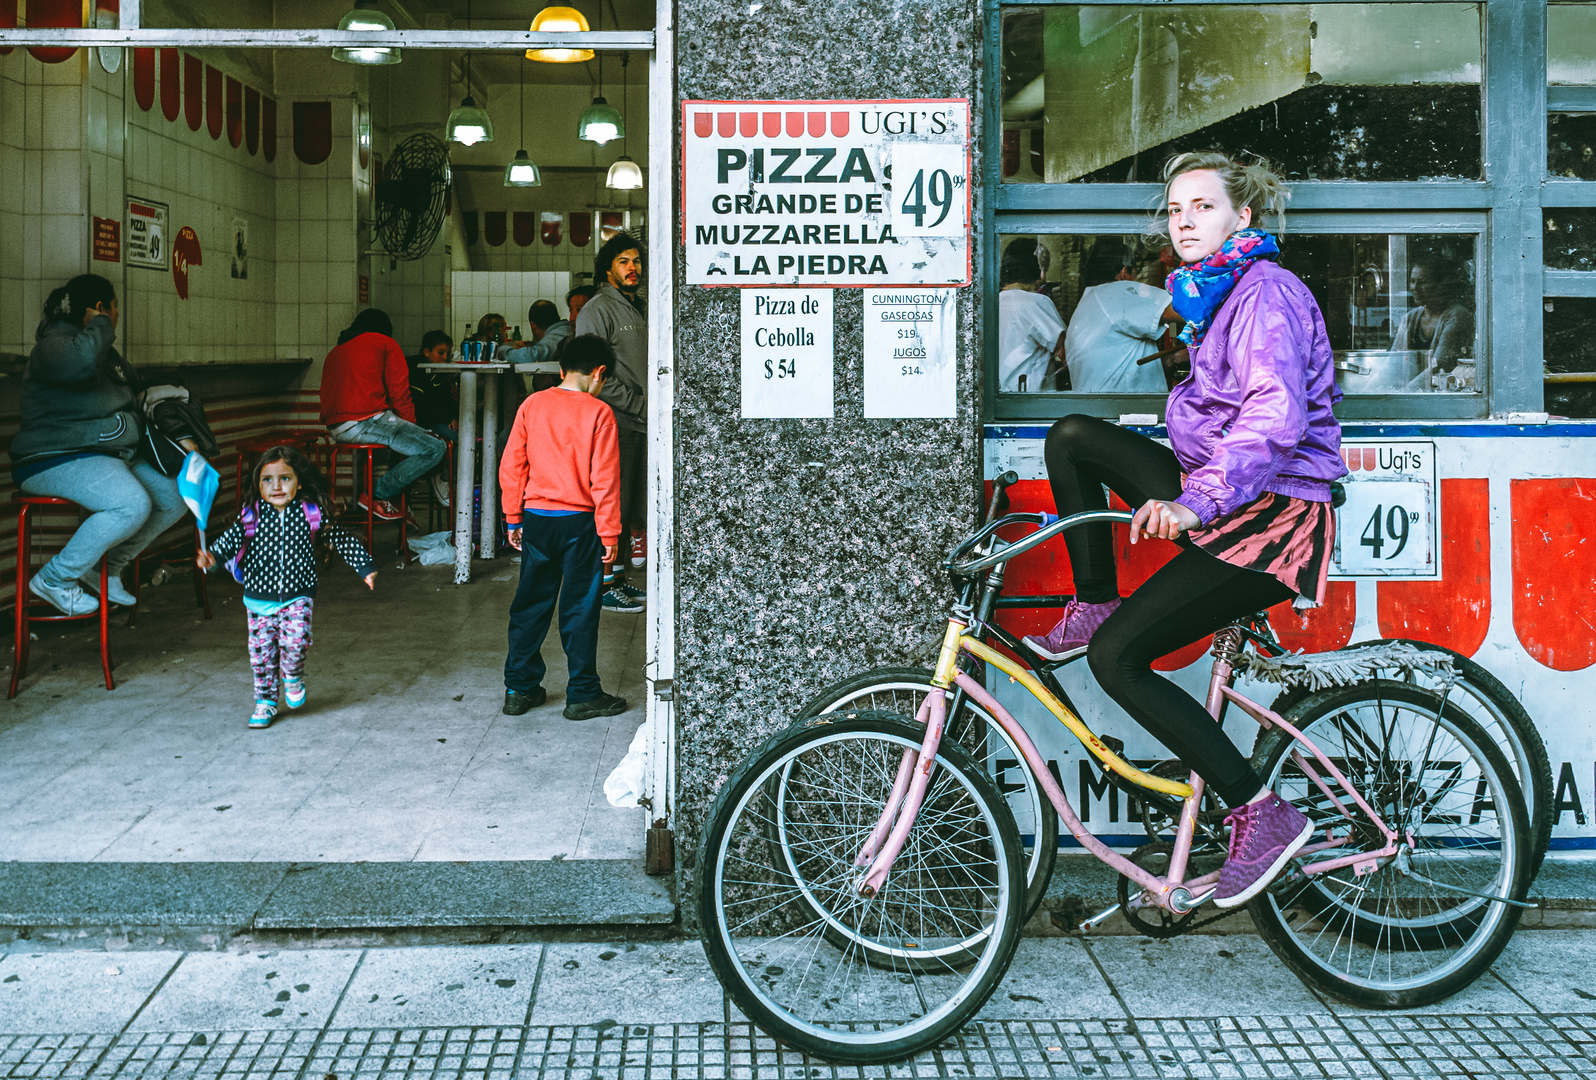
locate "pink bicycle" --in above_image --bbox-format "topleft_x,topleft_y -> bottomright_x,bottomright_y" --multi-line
698,504 -> 1534,1064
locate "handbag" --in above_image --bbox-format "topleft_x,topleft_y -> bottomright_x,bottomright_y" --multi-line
138,388 -> 220,476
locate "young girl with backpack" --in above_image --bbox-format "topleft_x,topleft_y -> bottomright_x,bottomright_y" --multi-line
199,445 -> 376,728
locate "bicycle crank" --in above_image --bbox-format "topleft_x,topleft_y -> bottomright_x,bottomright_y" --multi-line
1115,841 -> 1238,938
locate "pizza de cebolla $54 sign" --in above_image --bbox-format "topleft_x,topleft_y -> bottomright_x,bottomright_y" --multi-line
682,99 -> 970,287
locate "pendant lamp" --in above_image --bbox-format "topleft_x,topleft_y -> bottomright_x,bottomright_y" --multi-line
578,5 -> 624,146
447,1 -> 493,145
527,6 -> 594,63
605,54 -> 642,190
333,8 -> 402,66
503,65 -> 542,187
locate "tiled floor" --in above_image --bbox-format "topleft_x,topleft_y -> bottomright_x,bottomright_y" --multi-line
2,934 -> 1595,1078
0,549 -> 648,863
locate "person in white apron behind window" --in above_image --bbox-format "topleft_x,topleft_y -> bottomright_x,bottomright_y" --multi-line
997,238 -> 1066,393
1065,255 -> 1184,394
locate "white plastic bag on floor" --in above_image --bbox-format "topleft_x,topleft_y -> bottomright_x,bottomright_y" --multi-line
604,723 -> 650,808
406,530 -> 455,566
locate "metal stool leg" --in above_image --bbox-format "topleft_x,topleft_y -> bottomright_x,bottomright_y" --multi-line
98,555 -> 114,691
10,502 -> 31,699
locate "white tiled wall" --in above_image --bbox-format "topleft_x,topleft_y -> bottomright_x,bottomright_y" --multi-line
450,271 -> 572,341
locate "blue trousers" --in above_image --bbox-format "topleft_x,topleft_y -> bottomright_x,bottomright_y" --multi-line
504,512 -> 604,703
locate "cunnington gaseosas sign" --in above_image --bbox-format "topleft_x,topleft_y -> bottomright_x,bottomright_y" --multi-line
681,99 -> 971,287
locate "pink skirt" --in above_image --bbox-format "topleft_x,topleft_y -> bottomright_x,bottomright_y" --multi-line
1186,491 -> 1336,607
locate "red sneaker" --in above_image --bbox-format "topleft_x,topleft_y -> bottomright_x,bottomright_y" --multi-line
357,494 -> 403,521
630,531 -> 647,569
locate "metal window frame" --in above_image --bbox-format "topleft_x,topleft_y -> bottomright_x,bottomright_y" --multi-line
984,0 -> 1550,422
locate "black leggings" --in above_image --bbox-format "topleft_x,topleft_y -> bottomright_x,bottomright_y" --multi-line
1043,415 -> 1292,808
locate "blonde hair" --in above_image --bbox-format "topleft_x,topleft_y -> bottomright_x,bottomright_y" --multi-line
1156,151 -> 1290,236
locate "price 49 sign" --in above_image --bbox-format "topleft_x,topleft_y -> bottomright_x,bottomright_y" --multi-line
1331,440 -> 1440,579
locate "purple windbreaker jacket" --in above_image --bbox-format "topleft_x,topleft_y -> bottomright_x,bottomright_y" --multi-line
1167,260 -> 1347,526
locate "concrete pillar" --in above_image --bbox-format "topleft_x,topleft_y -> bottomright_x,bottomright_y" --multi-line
672,1 -> 984,909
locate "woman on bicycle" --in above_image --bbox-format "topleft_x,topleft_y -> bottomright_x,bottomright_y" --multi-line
1022,151 -> 1346,909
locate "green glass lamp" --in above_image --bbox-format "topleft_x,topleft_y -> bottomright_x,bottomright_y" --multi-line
333,8 -> 402,65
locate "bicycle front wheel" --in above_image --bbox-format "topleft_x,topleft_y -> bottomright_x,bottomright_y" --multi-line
797,667 -> 1059,922
1249,681 -> 1530,1009
698,712 -> 1024,1064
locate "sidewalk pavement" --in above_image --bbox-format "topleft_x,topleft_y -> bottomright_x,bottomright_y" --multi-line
3,931 -> 1594,1079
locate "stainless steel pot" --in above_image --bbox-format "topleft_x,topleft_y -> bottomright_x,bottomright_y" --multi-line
1333,350 -> 1427,394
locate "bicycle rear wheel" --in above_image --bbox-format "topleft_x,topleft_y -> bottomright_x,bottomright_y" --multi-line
1249,681 -> 1530,1009
1266,639 -> 1552,879
797,667 -> 1059,922
698,711 -> 1024,1064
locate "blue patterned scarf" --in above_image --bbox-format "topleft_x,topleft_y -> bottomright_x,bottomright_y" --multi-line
1166,229 -> 1281,347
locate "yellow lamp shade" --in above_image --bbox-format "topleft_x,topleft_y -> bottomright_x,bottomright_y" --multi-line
527,6 -> 595,63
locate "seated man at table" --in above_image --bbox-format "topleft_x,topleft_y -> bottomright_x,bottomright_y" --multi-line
504,300 -> 573,368
409,329 -> 457,508
321,308 -> 446,522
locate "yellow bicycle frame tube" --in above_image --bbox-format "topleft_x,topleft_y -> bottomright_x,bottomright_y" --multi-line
939,627 -> 1193,800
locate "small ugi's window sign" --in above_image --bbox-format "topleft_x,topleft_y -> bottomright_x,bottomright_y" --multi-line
683,99 -> 970,287
1332,440 -> 1439,579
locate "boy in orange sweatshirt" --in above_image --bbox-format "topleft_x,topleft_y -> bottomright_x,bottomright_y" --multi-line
499,335 -> 629,720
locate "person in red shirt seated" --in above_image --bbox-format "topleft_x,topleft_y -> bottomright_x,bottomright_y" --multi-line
498,335 -> 629,722
319,309 -> 446,521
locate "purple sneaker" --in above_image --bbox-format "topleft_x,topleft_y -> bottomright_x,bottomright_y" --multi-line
1212,793 -> 1313,909
1022,598 -> 1121,661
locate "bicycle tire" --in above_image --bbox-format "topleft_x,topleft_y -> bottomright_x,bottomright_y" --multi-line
797,666 -> 1059,923
1266,638 -> 1552,879
698,711 -> 1024,1064
1249,681 -> 1531,1009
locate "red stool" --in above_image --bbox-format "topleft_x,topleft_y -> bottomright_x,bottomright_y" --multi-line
10,494 -> 114,698
327,441 -> 410,564
234,432 -> 325,515
128,524 -> 212,628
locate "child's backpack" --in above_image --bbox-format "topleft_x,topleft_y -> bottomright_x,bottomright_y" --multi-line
227,501 -> 322,584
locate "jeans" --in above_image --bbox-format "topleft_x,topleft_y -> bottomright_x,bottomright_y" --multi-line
504,512 -> 604,703
333,411 -> 447,502
18,454 -> 190,587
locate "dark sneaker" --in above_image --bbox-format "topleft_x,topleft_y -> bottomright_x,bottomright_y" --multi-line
503,686 -> 548,715
1022,597 -> 1121,661
564,692 -> 628,721
1212,793 -> 1314,909
601,587 -> 645,613
612,580 -> 646,602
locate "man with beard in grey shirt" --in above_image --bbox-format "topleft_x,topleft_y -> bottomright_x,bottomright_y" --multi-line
576,231 -> 648,611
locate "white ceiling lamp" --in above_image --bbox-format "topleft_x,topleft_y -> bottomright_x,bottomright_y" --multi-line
526,5 -> 594,64
605,54 -> 642,190
577,4 -> 624,146
446,0 -> 492,145
503,63 -> 542,187
333,7 -> 402,66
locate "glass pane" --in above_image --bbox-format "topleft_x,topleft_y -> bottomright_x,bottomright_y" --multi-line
1549,113 -> 1596,179
996,231 -> 1480,396
1544,298 -> 1596,418
1551,4 -> 1596,85
1000,4 -> 1482,184
1545,209 -> 1596,271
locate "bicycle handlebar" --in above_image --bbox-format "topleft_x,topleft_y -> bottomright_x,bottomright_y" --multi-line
948,508 -> 1135,577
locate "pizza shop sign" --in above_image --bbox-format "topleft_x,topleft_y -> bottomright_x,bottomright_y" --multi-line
682,99 -> 970,287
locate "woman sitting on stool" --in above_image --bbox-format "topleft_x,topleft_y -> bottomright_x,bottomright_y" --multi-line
8,274 -> 187,616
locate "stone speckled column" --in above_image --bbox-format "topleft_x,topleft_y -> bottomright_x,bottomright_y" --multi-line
673,0 -> 984,915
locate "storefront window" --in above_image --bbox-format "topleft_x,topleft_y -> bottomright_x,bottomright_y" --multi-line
1550,3 -> 1596,85
1545,209 -> 1596,271
1000,4 -> 1482,184
1544,298 -> 1596,418
1548,114 -> 1596,179
997,230 -> 1480,397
